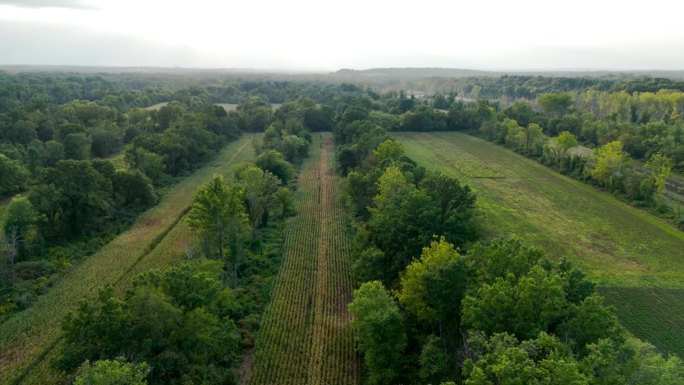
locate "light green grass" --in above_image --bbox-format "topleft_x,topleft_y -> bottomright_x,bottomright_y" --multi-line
395,132 -> 684,357
0,135 -> 258,385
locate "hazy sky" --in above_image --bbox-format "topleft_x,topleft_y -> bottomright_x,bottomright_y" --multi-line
1,0 -> 684,71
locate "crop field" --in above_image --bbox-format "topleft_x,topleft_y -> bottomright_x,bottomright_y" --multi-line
0,135 -> 257,385
394,131 -> 684,357
249,133 -> 359,385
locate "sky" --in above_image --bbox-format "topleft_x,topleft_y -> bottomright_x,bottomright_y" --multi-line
1,0 -> 683,71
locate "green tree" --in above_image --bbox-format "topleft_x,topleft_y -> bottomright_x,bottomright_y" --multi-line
74,358 -> 150,385
644,152 -> 672,202
0,153 -> 29,196
31,160 -> 113,238
112,170 -> 157,209
63,132 -> 92,160
589,141 -> 628,188
348,281 -> 406,385
462,265 -> 567,340
2,195 -> 35,260
236,165 -> 283,235
255,150 -> 296,184
185,175 -> 248,286
373,139 -> 405,164
523,123 -> 544,155
398,238 -> 468,333
538,93 -> 573,117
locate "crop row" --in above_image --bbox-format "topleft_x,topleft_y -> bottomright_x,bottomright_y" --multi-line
250,134 -> 359,385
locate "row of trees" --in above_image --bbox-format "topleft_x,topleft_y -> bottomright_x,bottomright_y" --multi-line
53,98 -> 317,384
452,95 -> 679,221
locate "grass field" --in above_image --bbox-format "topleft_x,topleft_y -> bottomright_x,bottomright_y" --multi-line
0,135 -> 257,385
394,132 -> 684,357
145,102 -> 282,112
249,133 -> 359,385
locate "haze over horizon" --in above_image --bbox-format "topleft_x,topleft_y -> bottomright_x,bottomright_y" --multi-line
1,0 -> 684,71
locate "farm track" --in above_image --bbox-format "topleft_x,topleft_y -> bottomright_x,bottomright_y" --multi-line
395,131 -> 684,358
250,133 -> 359,385
0,135 -> 257,385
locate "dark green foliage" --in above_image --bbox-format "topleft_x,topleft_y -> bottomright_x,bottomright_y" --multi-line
112,170 -> 157,209
348,281 -> 406,385
255,150 -> 296,185
31,160 -> 113,239
2,195 -> 35,260
0,153 -> 29,196
63,132 -> 92,160
57,262 -> 241,385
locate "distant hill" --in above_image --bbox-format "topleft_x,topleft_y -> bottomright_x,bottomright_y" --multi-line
333,67 -> 684,79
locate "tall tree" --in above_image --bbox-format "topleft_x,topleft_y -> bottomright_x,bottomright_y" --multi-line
348,281 -> 406,385
186,175 -> 248,286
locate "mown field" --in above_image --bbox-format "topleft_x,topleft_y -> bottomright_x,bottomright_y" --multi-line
394,131 -> 684,358
249,133 -> 359,385
0,135 -> 257,385
145,102 -> 281,112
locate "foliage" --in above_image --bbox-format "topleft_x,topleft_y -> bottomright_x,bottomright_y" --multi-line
255,150 -> 296,185
349,281 -> 406,385
0,153 -> 29,196
57,262 -> 241,385
74,358 -> 150,385
185,175 -> 248,286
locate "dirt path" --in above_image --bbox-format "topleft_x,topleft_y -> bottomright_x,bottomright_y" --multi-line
249,133 -> 359,385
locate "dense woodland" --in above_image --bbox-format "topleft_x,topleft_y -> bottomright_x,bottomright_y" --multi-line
0,71 -> 683,384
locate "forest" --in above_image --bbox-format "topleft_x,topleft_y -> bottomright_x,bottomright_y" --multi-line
0,70 -> 682,385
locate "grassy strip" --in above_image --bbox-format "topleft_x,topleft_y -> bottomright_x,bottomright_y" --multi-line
0,135 -> 256,385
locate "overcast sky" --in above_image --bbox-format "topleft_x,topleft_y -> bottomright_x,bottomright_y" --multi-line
1,0 -> 683,71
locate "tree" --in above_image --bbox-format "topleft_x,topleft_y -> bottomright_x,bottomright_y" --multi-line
373,139 -> 405,164
185,175 -> 248,286
418,172 -> 477,247
558,294 -> 622,355
538,93 -> 573,117
463,333 -> 588,385
31,160 -> 113,238
589,141 -> 627,188
236,166 -> 282,235
523,123 -> 544,155
63,132 -> 92,160
74,358 -> 150,385
348,281 -> 406,385
0,153 -> 29,196
556,131 -> 578,156
58,263 -> 241,385
419,335 -> 452,384
112,170 -> 157,209
462,265 -> 567,340
644,152 -> 672,202
255,150 -> 295,185
398,237 -> 468,331
125,147 -> 166,184
2,195 -> 35,260
546,131 -> 578,164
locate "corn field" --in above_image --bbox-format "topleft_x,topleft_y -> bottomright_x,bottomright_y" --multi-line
249,133 -> 359,385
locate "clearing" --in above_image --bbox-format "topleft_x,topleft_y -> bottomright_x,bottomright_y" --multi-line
249,133 -> 359,385
395,131 -> 684,358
